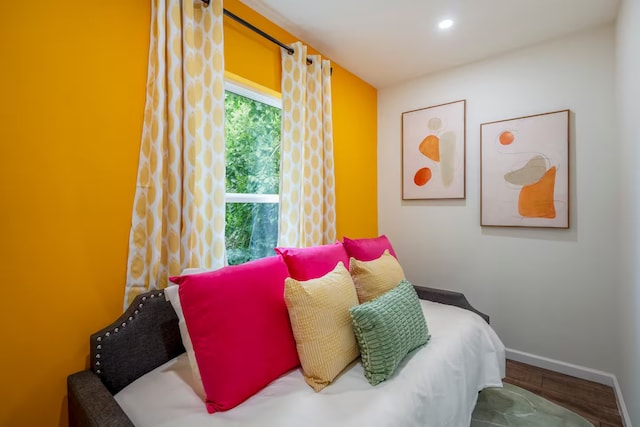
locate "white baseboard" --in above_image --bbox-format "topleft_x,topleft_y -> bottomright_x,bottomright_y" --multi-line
611,375 -> 633,427
505,348 -> 632,427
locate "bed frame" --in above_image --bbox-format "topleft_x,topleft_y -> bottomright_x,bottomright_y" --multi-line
66,285 -> 488,427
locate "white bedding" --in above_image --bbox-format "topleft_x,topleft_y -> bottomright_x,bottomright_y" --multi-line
115,300 -> 505,427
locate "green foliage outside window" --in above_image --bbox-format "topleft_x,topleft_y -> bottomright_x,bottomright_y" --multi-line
224,90 -> 281,265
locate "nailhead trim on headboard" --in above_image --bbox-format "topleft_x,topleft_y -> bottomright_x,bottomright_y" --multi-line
88,288 -> 185,396
94,292 -> 164,377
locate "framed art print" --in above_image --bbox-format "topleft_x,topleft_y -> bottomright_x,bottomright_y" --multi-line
480,109 -> 570,228
402,99 -> 466,199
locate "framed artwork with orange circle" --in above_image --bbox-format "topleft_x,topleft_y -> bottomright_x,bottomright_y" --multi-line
401,99 -> 466,200
480,110 -> 570,228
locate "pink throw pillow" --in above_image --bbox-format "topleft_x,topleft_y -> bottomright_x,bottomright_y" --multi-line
171,256 -> 299,413
342,235 -> 398,261
274,242 -> 350,281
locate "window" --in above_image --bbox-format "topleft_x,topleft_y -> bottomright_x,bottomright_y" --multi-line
224,81 -> 281,265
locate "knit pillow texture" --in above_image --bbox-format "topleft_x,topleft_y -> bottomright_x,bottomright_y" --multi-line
284,262 -> 360,391
171,256 -> 299,413
350,280 -> 430,386
349,250 -> 405,303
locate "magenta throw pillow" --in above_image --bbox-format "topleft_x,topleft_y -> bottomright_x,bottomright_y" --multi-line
274,242 -> 350,281
171,256 -> 299,413
342,235 -> 398,261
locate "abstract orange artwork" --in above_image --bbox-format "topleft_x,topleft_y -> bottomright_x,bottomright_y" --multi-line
480,110 -> 570,228
402,100 -> 466,199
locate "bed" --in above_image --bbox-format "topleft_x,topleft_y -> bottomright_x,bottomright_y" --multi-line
67,285 -> 505,427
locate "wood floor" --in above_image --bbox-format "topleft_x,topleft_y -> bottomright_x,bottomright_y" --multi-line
504,359 -> 623,426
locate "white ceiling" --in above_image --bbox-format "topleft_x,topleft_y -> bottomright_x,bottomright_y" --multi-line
240,0 -> 620,88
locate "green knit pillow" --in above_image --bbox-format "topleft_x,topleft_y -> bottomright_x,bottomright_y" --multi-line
349,280 -> 430,386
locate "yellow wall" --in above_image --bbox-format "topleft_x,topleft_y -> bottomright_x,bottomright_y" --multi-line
0,0 -> 376,425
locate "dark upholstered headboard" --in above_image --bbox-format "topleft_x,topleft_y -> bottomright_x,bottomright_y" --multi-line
68,291 -> 185,427
90,291 -> 185,395
67,285 -> 488,427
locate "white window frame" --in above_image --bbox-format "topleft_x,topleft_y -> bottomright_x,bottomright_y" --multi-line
225,193 -> 279,204
224,80 -> 282,206
225,80 -> 282,109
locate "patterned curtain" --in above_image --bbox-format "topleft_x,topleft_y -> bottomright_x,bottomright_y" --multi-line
124,0 -> 226,307
279,42 -> 337,247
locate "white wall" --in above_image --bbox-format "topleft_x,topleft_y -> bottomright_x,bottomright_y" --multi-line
378,26 -> 620,374
616,0 -> 640,423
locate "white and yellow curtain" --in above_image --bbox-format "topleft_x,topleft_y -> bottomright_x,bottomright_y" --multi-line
279,42 -> 337,248
124,0 -> 226,306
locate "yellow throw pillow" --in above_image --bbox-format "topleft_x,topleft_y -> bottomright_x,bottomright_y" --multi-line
349,250 -> 405,303
284,262 -> 360,391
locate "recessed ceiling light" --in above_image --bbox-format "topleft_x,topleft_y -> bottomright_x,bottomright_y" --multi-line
438,19 -> 454,30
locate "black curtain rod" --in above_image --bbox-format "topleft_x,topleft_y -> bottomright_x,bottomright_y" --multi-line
199,0 -> 314,66
223,9 -> 297,57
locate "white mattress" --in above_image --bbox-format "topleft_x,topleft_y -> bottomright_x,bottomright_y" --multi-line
115,300 -> 505,427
